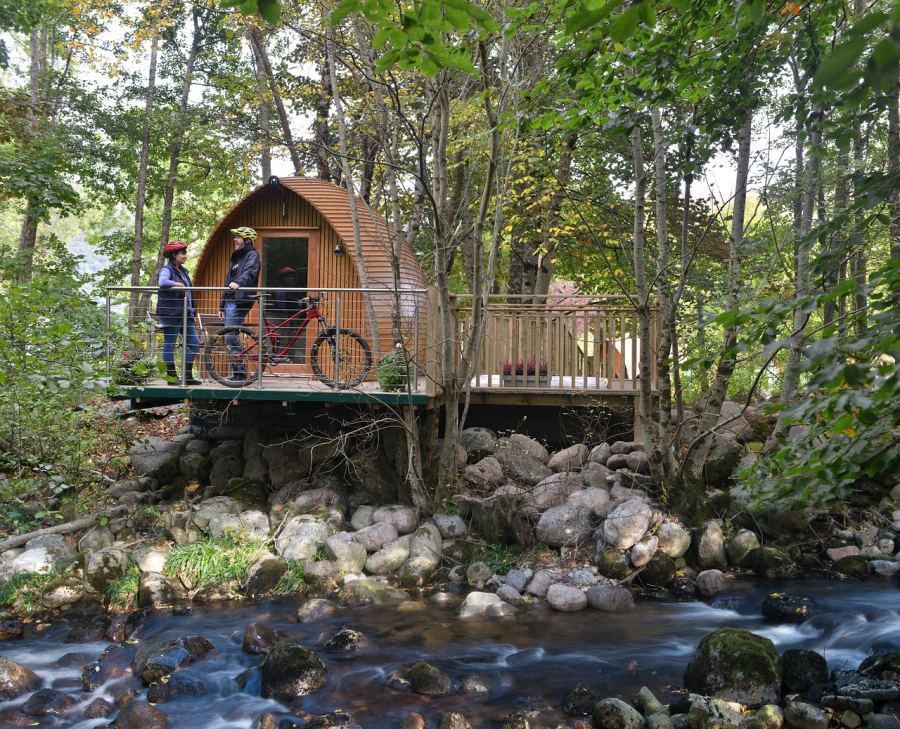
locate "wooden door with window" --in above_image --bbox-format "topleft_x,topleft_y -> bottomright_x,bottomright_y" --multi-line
258,229 -> 319,373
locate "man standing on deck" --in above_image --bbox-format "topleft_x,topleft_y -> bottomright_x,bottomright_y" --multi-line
218,227 -> 260,380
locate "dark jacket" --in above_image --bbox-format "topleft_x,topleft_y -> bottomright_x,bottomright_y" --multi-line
273,290 -> 304,316
219,244 -> 261,311
156,263 -> 195,320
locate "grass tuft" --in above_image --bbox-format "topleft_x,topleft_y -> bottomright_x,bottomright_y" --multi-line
163,532 -> 270,591
107,565 -> 142,613
0,571 -> 56,616
275,560 -> 306,595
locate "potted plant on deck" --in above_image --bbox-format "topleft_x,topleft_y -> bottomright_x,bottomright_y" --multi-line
376,344 -> 411,392
502,359 -> 548,387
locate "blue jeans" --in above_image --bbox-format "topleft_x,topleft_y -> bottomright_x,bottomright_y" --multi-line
223,301 -> 250,375
160,319 -> 199,368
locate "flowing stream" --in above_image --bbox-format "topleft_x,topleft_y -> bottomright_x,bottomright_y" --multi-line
1,579 -> 897,728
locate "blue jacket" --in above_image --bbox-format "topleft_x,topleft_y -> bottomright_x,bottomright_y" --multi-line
219,244 -> 260,311
156,263 -> 196,319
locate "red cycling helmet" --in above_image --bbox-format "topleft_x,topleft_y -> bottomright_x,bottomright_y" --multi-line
163,241 -> 188,257
276,267 -> 296,277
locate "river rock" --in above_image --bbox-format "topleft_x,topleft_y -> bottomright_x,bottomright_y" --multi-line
460,675 -> 490,693
355,522 -> 399,552
870,560 -> 900,577
781,649 -> 828,693
704,440 -> 742,486
783,701 -> 828,729
525,570 -> 552,597
496,585 -> 524,607
366,539 -> 411,575
20,687 -> 75,715
564,683 -> 599,716
459,427 -> 498,461
85,547 -> 130,593
751,547 -> 802,580
494,438 -> 553,485
689,695 -> 744,729
79,525 -> 115,553
275,517 -> 329,564
324,628 -> 372,653
114,700 -> 170,728
583,462 -> 615,491
242,622 -> 291,655
694,522 -> 727,570
138,572 -> 178,607
697,569 -> 725,597
626,451 -> 650,474
0,620 -> 23,640
642,551 -> 677,587
372,505 -> 418,535
65,615 -> 112,643
303,560 -> 342,590
409,661 -> 452,695
536,505 -> 593,546
132,636 -> 216,684
409,524 -> 443,567
586,584 -> 634,611
590,443 -> 612,464
433,514 -> 467,538
458,592 -> 501,617
529,472 -> 585,510
10,534 -> 77,575
826,545 -> 860,562
337,580 -> 408,607
439,712 -> 473,729
547,584 -> 587,612
683,628 -> 781,707
462,457 -> 506,487
607,453 -> 629,470
41,575 -> 85,609
549,444 -> 590,472
194,496 -> 243,528
727,530 -> 761,567
834,555 -> 871,577
298,598 -> 338,622
762,594 -> 815,623
505,569 -> 528,593
84,697 -> 115,718
568,487 -> 611,515
399,556 -> 436,588
146,673 -> 207,703
129,436 -> 184,485
657,522 -> 691,558
594,697 -> 648,729
593,545 -> 632,580
133,545 -> 168,573
325,537 -> 367,573
260,643 -> 327,702
602,500 -> 653,550
748,704 -> 784,729
631,536 -> 658,567
637,687 -> 665,717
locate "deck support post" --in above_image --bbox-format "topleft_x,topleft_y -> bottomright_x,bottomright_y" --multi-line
633,397 -> 643,442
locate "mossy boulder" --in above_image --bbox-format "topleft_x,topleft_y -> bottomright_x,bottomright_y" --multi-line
409,661 -> 452,695
683,628 -> 782,707
750,547 -> 803,580
859,651 -> 900,678
641,551 -> 677,587
834,555 -> 870,578
593,545 -> 632,580
260,643 -> 327,702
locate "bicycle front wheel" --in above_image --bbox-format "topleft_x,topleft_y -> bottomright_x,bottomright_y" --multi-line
203,326 -> 264,387
310,328 -> 373,389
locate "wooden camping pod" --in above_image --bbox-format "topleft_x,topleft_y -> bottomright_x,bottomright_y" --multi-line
191,177 -> 428,365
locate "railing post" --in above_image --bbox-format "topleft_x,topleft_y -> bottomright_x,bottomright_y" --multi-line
334,293 -> 342,384
105,293 -> 112,375
257,293 -> 265,390
413,293 -> 420,393
181,292 -> 188,386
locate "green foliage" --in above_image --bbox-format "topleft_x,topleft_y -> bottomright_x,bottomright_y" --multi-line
0,571 -> 55,616
376,346 -> 410,391
107,565 -> 142,613
221,0 -> 281,24
163,533 -> 270,591
275,560 -> 306,594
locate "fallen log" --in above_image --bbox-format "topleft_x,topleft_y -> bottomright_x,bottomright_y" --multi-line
0,505 -> 129,554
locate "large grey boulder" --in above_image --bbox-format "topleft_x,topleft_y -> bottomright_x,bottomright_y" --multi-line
79,526 -> 115,553
549,444 -> 590,472
138,572 -> 178,607
41,575 -> 85,608
209,457 -> 244,490
458,592 -> 501,617
85,547 -> 130,593
546,584 -> 587,612
409,524 -> 443,568
529,472 -> 585,510
694,521 -> 728,570
129,437 -> 185,485
433,514 -> 467,539
586,585 -> 634,611
9,535 -> 77,576
462,457 -> 506,487
275,517 -> 329,564
0,656 -> 41,700
337,580 -> 408,607
508,433 -> 550,463
536,506 -> 594,547
593,698 -> 647,729
705,440 -> 742,486
567,487 -> 611,515
630,536 -> 658,567
297,438 -> 342,470
372,505 -> 418,535
193,496 -> 243,528
346,448 -> 402,504
656,522 -> 691,558
365,538 -> 411,575
602,500 -> 653,550
325,538 -> 367,573
350,506 -> 376,531
354,522 -> 399,552
242,426 -> 270,462
208,513 -> 242,539
294,487 -> 348,515
727,529 -> 761,567
179,451 -> 211,482
590,443 -> 612,464
683,628 -> 782,707
244,553 -> 286,597
459,428 -> 498,462
583,462 -> 616,491
494,438 -> 553,486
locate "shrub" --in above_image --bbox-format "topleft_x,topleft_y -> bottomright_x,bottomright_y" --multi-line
376,345 -> 410,391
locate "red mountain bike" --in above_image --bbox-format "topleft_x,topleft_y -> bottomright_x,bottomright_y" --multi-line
202,294 -> 372,389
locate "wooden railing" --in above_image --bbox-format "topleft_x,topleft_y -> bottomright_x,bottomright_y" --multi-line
451,295 -> 659,393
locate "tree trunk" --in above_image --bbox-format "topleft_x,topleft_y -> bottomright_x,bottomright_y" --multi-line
248,24 -> 302,174
890,88 -> 900,264
315,54 -> 333,181
17,28 -> 42,271
129,28 -> 159,324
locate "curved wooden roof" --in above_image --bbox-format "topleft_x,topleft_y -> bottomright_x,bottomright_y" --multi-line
194,177 -> 426,290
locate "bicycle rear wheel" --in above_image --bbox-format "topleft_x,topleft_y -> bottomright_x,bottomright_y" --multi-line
310,328 -> 372,389
203,326 -> 265,387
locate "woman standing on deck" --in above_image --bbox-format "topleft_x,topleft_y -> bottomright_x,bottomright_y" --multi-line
156,241 -> 201,386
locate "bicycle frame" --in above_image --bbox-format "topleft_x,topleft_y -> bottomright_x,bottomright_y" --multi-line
236,300 -> 326,360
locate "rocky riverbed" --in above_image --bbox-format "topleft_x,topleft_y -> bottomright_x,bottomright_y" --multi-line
1,409 -> 899,726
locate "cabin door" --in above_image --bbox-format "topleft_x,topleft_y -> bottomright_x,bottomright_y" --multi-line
259,229 -> 319,370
